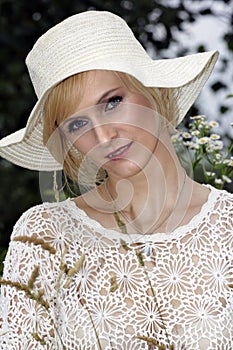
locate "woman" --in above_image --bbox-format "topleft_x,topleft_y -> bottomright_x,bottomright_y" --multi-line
0,11 -> 232,350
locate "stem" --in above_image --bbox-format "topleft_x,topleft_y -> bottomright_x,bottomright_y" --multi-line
135,250 -> 171,347
0,279 -> 67,349
78,295 -> 103,350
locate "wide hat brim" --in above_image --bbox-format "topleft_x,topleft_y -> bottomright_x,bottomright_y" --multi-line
0,50 -> 219,171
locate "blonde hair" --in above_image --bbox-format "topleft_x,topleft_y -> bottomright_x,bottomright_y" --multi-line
43,70 -> 175,181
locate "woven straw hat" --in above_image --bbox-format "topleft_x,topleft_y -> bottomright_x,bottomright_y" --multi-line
0,10 -> 218,171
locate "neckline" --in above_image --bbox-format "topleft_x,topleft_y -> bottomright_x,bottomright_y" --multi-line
66,184 -> 219,243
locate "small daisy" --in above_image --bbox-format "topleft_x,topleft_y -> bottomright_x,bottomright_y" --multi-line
191,130 -> 200,136
212,140 -> 223,151
214,153 -> 222,160
206,145 -> 214,153
209,120 -> 219,128
182,132 -> 192,141
198,137 -> 210,145
210,134 -> 221,140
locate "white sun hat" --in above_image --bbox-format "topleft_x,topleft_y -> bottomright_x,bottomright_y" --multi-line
0,10 -> 218,171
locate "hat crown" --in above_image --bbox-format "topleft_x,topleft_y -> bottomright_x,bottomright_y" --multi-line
26,11 -> 149,98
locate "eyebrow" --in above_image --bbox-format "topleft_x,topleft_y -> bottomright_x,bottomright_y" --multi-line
62,87 -> 122,127
97,87 -> 121,104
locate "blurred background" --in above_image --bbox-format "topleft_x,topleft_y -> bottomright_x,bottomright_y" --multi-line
0,0 -> 233,272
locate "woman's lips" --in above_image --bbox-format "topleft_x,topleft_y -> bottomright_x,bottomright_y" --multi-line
106,141 -> 133,160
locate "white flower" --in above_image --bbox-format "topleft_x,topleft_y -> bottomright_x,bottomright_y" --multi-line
198,137 -> 210,145
183,141 -> 191,147
171,133 -> 182,143
212,140 -> 223,151
190,115 -> 202,121
224,159 -> 233,167
214,178 -> 223,185
189,142 -> 200,150
207,141 -> 224,153
203,123 -> 211,130
222,175 -> 232,183
206,172 -> 215,177
183,141 -> 199,149
191,130 -> 200,136
210,134 -> 221,140
214,153 -> 222,160
206,145 -> 214,153
182,132 -> 192,140
209,120 -> 219,128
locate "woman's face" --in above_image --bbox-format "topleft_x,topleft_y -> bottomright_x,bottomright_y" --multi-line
60,70 -> 162,179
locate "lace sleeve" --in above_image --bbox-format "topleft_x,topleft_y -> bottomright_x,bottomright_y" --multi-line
0,204 -> 69,350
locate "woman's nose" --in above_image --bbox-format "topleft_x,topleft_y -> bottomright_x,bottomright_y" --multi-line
93,121 -> 118,145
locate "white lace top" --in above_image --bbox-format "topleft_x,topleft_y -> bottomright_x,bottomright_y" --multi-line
1,185 -> 233,350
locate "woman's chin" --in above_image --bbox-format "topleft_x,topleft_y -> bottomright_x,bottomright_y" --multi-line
103,158 -> 145,179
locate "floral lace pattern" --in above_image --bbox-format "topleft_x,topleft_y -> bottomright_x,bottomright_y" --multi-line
0,185 -> 233,349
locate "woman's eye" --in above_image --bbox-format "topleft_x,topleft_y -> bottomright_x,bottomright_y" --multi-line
68,119 -> 88,133
105,96 -> 123,112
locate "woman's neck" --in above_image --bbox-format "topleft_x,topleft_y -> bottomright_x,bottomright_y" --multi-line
105,133 -> 190,233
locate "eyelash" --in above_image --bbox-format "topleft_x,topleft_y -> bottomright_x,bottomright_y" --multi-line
68,119 -> 88,133
67,95 -> 123,133
105,95 -> 123,111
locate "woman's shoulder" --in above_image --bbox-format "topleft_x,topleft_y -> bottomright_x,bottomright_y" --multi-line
206,184 -> 233,207
10,198 -> 79,243
203,184 -> 233,229
14,198 -> 71,222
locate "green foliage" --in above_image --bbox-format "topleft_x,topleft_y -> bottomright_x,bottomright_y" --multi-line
172,116 -> 233,191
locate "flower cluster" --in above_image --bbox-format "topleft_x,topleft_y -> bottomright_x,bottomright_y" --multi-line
172,115 -> 233,189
